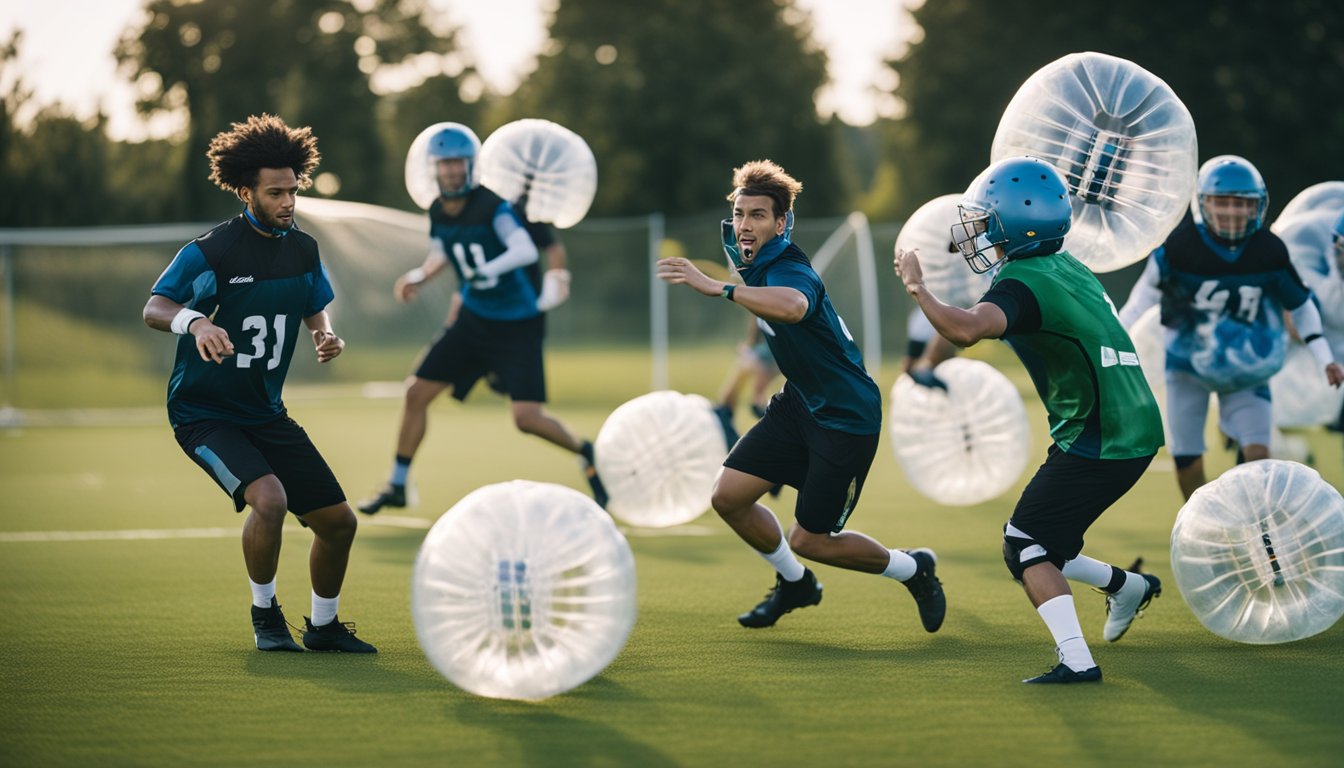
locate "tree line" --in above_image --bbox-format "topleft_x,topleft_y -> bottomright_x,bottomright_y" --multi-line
2,0 -> 1340,228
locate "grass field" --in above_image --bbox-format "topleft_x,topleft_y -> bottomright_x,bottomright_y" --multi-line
2,347 -> 1343,768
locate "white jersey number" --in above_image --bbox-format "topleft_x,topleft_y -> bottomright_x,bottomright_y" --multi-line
236,314 -> 287,370
1194,280 -> 1262,323
451,242 -> 498,289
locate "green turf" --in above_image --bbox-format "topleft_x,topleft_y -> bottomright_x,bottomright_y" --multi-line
2,349 -> 1342,767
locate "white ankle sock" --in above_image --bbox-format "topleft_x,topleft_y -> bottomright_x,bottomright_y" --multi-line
311,592 -> 339,627
1036,594 -> 1096,671
249,578 -> 276,609
882,549 -> 917,581
1061,555 -> 1113,589
758,538 -> 805,582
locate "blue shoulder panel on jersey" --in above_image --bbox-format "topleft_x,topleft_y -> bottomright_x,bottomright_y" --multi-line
152,241 -> 217,309
305,261 -> 336,316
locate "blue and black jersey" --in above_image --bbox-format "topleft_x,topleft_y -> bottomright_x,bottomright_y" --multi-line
151,216 -> 334,428
430,188 -> 539,321
739,240 -> 881,434
1155,213 -> 1310,391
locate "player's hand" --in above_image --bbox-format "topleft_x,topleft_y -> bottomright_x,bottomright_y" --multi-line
909,366 -> 949,392
312,330 -> 344,363
655,257 -> 717,296
1326,361 -> 1344,388
894,247 -> 924,295
191,320 -> 234,364
536,268 -> 572,311
394,268 -> 426,303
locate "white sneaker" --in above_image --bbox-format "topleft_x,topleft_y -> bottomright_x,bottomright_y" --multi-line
1103,572 -> 1162,642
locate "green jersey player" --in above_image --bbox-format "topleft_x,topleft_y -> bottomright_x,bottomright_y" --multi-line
896,156 -> 1163,684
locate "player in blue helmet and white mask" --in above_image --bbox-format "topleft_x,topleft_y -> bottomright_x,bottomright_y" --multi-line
1118,155 -> 1344,500
897,156 -> 1165,684
359,123 -> 607,514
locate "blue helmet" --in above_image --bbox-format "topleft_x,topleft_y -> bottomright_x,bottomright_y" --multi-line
953,156 -> 1072,274
1194,155 -> 1267,242
427,123 -> 481,198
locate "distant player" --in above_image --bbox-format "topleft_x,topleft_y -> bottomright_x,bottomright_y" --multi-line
1118,155 -> 1343,499
358,123 -> 606,514
897,156 -> 1162,684
142,114 -> 375,653
657,160 -> 946,635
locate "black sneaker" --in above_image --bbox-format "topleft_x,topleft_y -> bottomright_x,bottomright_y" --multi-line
713,404 -> 740,449
357,483 -> 405,515
251,598 -> 304,652
902,548 -> 946,633
1023,662 -> 1102,684
302,616 -> 377,653
738,569 -> 823,628
579,441 -> 610,509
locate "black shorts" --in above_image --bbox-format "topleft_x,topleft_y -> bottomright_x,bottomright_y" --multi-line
415,307 -> 546,402
1009,445 -> 1154,562
173,415 -> 346,516
724,386 -> 880,535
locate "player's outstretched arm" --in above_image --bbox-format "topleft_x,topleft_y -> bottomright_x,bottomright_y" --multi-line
655,256 -> 807,323
894,247 -> 1005,347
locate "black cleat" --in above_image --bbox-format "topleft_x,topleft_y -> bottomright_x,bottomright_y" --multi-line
1023,662 -> 1102,684
252,598 -> 304,652
902,548 -> 946,633
738,569 -> 823,628
579,441 -> 610,509
713,404 -> 740,449
302,616 -> 377,653
357,483 -> 405,515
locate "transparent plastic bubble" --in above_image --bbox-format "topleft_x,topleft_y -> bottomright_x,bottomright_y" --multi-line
1274,208 -> 1343,285
412,480 -> 636,700
1128,305 -> 1171,443
478,119 -> 598,228
1276,180 -> 1344,224
595,391 -> 727,527
888,358 -> 1031,505
404,122 -> 477,210
1270,341 -> 1344,428
1170,460 -> 1344,644
895,194 -> 993,307
991,51 -> 1198,273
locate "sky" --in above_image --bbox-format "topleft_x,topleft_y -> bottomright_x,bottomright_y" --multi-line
0,0 -> 908,141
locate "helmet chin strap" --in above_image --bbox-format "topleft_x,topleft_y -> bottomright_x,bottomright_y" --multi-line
242,203 -> 290,238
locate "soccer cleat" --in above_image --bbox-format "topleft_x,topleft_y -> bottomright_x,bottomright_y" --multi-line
579,441 -> 610,509
251,598 -> 304,652
1023,662 -> 1102,684
357,483 -> 405,515
1104,572 -> 1162,642
713,404 -> 741,449
902,548 -> 946,633
302,616 -> 378,653
738,568 -> 823,628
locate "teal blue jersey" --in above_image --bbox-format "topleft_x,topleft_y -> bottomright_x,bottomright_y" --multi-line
430,187 -> 539,321
151,217 -> 334,428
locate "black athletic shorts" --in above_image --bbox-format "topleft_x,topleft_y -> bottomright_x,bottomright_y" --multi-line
724,386 -> 880,535
173,415 -> 346,516
1009,445 -> 1154,562
415,306 -> 546,402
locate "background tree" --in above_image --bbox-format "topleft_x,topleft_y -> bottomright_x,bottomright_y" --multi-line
115,0 -> 473,217
507,0 -> 848,217
879,0 -> 1344,221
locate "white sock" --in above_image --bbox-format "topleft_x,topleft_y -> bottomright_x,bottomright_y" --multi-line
882,549 -> 917,581
249,577 -> 276,609
1061,555 -> 1113,589
758,537 -> 806,582
311,592 -> 339,627
1036,594 -> 1096,672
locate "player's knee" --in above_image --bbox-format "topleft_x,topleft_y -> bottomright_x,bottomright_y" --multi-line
786,526 -> 821,558
1002,534 -> 1053,583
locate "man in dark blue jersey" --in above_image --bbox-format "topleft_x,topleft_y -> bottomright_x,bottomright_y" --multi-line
1119,155 -> 1343,500
143,114 -> 375,653
359,123 -> 606,514
656,160 -> 945,633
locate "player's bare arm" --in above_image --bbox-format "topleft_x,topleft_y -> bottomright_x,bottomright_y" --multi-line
142,293 -> 234,363
894,246 -> 1006,347
395,240 -> 451,303
655,256 -> 808,324
304,310 -> 344,363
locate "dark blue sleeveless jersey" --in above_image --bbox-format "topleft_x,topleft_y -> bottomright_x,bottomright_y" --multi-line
430,187 -> 539,320
739,239 -> 881,434
151,216 -> 334,428
1155,213 -> 1310,390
